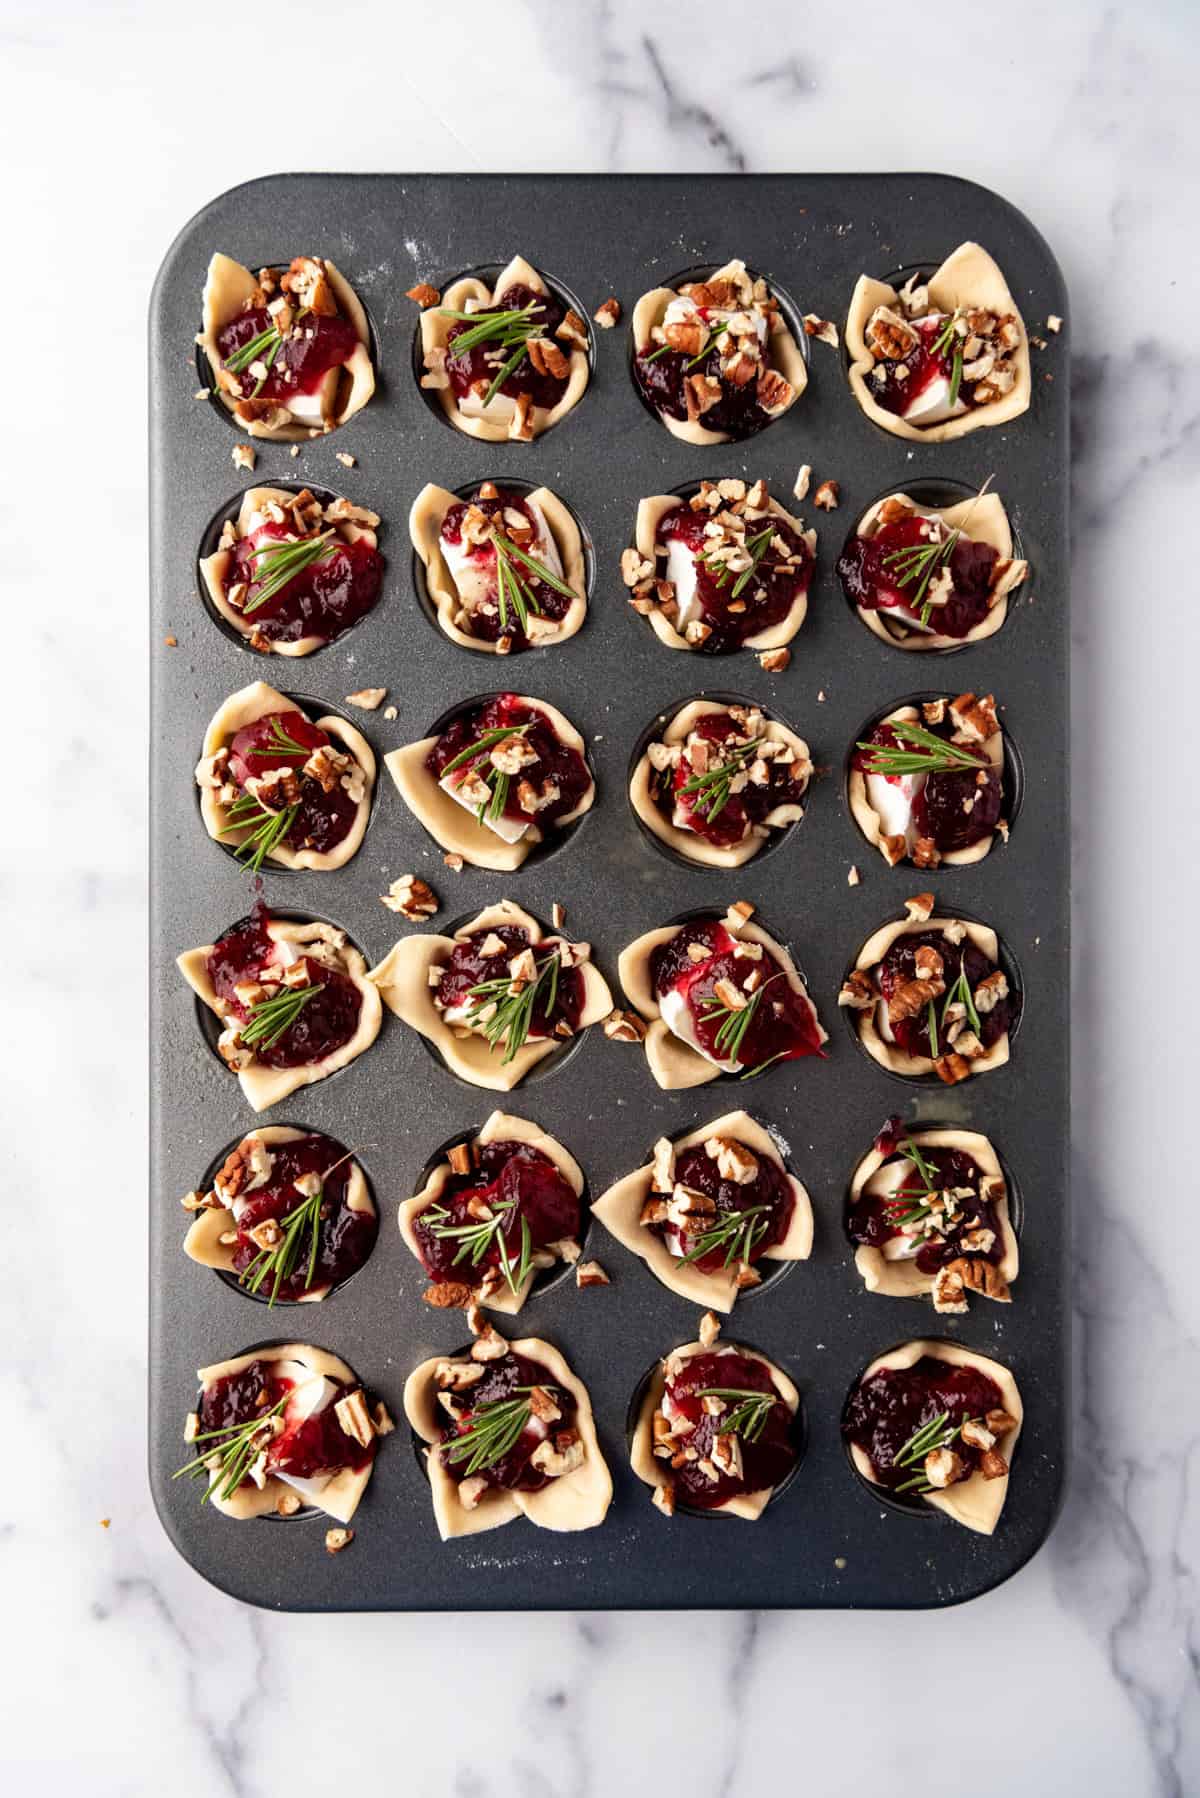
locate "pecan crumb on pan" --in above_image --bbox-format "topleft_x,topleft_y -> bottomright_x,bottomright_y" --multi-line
345,687 -> 387,709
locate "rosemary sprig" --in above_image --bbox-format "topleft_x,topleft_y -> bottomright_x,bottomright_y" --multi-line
880,531 -> 960,622
424,1198 -> 535,1296
882,1137 -> 943,1230
947,346 -> 964,410
695,1386 -> 776,1443
677,737 -> 763,823
241,982 -> 322,1050
491,527 -> 577,634
699,972 -> 782,1065
481,343 -> 528,409
243,531 -> 337,615
441,1386 -> 555,1477
464,951 -> 561,1064
942,966 -> 982,1036
703,525 -> 775,599
927,1000 -> 939,1058
219,793 -> 300,872
892,1410 -> 972,1495
223,323 -> 283,377
440,723 -> 531,777
855,721 -> 985,779
172,1391 -> 290,1502
681,1203 -> 772,1268
442,301 -> 540,356
238,1150 -> 356,1304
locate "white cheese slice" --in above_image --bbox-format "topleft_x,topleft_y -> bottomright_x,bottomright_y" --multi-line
865,770 -> 925,850
441,499 -> 564,612
457,385 -> 517,424
902,371 -> 968,426
665,537 -> 703,632
437,772 -> 530,843
660,984 -> 738,1074
273,1470 -> 335,1504
283,366 -> 339,426
865,1160 -> 923,1260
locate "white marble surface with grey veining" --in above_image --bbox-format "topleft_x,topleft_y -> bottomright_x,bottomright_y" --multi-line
3,0 -> 1198,1791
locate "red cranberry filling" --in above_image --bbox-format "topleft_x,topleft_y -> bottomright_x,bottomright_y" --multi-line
414,1140 -> 580,1285
841,1355 -> 1002,1492
868,314 -> 956,417
660,507 -> 812,653
445,282 -> 570,411
662,1351 -> 796,1509
874,927 -> 1013,1060
847,1133 -> 1003,1275
198,1358 -> 374,1489
225,710 -> 360,855
654,710 -> 808,848
838,514 -> 999,640
440,491 -> 573,648
229,1134 -> 376,1300
205,904 -> 363,1069
230,520 -> 382,646
438,1350 -> 577,1493
433,924 -> 584,1043
651,920 -> 824,1074
853,718 -> 1002,854
654,1143 -> 793,1271
426,693 -> 590,831
216,305 -> 359,404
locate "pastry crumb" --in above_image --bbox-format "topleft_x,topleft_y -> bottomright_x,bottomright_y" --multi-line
793,464 -> 812,501
383,704 -> 398,721
698,1310 -> 722,1348
1047,314 -> 1062,333
847,865 -> 860,886
817,689 -> 826,702
552,901 -> 566,929
834,1555 -> 847,1569
325,1527 -> 354,1555
335,451 -> 356,468
345,687 -> 387,710
232,443 -> 256,472
289,444 -> 301,458
193,388 -> 209,400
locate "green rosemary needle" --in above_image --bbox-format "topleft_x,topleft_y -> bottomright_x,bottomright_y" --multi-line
222,323 -> 283,377
681,1204 -> 772,1268
694,1386 -> 776,1443
241,983 -> 322,1050
942,966 -> 982,1036
855,721 -> 984,779
172,1391 -> 290,1503
219,793 -> 300,873
677,737 -> 763,822
424,1197 -> 535,1296
699,971 -> 782,1065
441,1386 -> 556,1478
243,531 -> 337,615
464,951 -> 561,1064
892,1410 -> 972,1495
703,525 -> 775,599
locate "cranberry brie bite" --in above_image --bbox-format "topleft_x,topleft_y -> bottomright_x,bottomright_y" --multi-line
403,1113 -> 584,1314
631,699 -> 812,869
631,260 -> 806,444
839,903 -> 1015,1085
626,479 -> 814,655
182,1129 -> 377,1305
842,1340 -> 1022,1534
419,256 -> 589,443
848,1117 -> 1017,1312
619,902 -> 827,1090
199,254 -> 374,440
200,485 -> 384,656
404,1323 -> 612,1539
175,1344 -> 390,1521
386,692 -> 594,872
410,480 -> 586,654
838,489 -> 1027,651
631,1330 -> 800,1519
594,1112 -> 811,1311
368,900 -> 612,1092
846,243 -> 1030,442
850,692 -> 1006,869
178,903 -> 382,1111
195,682 -> 375,873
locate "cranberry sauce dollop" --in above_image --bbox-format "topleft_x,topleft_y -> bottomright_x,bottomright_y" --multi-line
842,1354 -> 1002,1491
198,1357 -> 374,1490
205,904 -> 363,1069
414,1140 -> 580,1284
434,924 -> 585,1044
226,710 -> 361,854
660,507 -> 812,653
230,1134 -> 376,1299
216,305 -> 360,404
874,927 -> 1013,1060
853,716 -> 1003,855
662,1351 -> 796,1510
847,1141 -> 1003,1274
650,920 -> 824,1072
867,313 -> 957,418
440,490 -> 573,649
634,294 -> 780,440
438,1350 -> 577,1493
656,1143 -> 793,1271
426,693 -> 591,831
656,710 -> 809,849
230,520 -> 383,647
837,512 -> 999,641
445,281 -> 571,412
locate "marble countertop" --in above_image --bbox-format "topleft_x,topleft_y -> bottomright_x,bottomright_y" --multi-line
5,0 -> 1198,1791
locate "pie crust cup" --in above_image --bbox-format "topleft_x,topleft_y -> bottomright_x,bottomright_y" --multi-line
400,1110 -> 585,1315
847,699 -> 1004,868
844,242 -> 1031,443
368,900 -> 613,1092
850,490 -> 1027,653
192,1342 -> 375,1522
404,1335 -> 612,1539
198,253 -> 375,442
183,1128 -> 374,1301
618,915 -> 827,1091
630,699 -> 810,869
634,492 -> 814,653
630,1338 -> 801,1520
409,482 -> 587,654
199,485 -> 381,658
177,915 -> 382,1112
630,259 -> 807,445
593,1109 -> 811,1312
846,1338 -> 1023,1535
419,255 -> 589,442
197,680 -> 376,872
385,695 -> 594,872
850,915 -> 1010,1081
848,1127 -> 1018,1302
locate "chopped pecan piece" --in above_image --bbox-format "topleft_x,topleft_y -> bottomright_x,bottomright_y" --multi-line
423,1281 -> 474,1310
934,1052 -> 972,1085
405,282 -> 440,308
593,296 -> 621,328
324,1527 -> 354,1554
757,647 -> 791,672
838,969 -> 875,1010
756,368 -> 793,416
604,1008 -> 647,1043
575,1260 -> 610,1289
813,480 -> 839,511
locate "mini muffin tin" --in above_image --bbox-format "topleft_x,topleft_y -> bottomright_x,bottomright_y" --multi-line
150,174 -> 1068,1610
